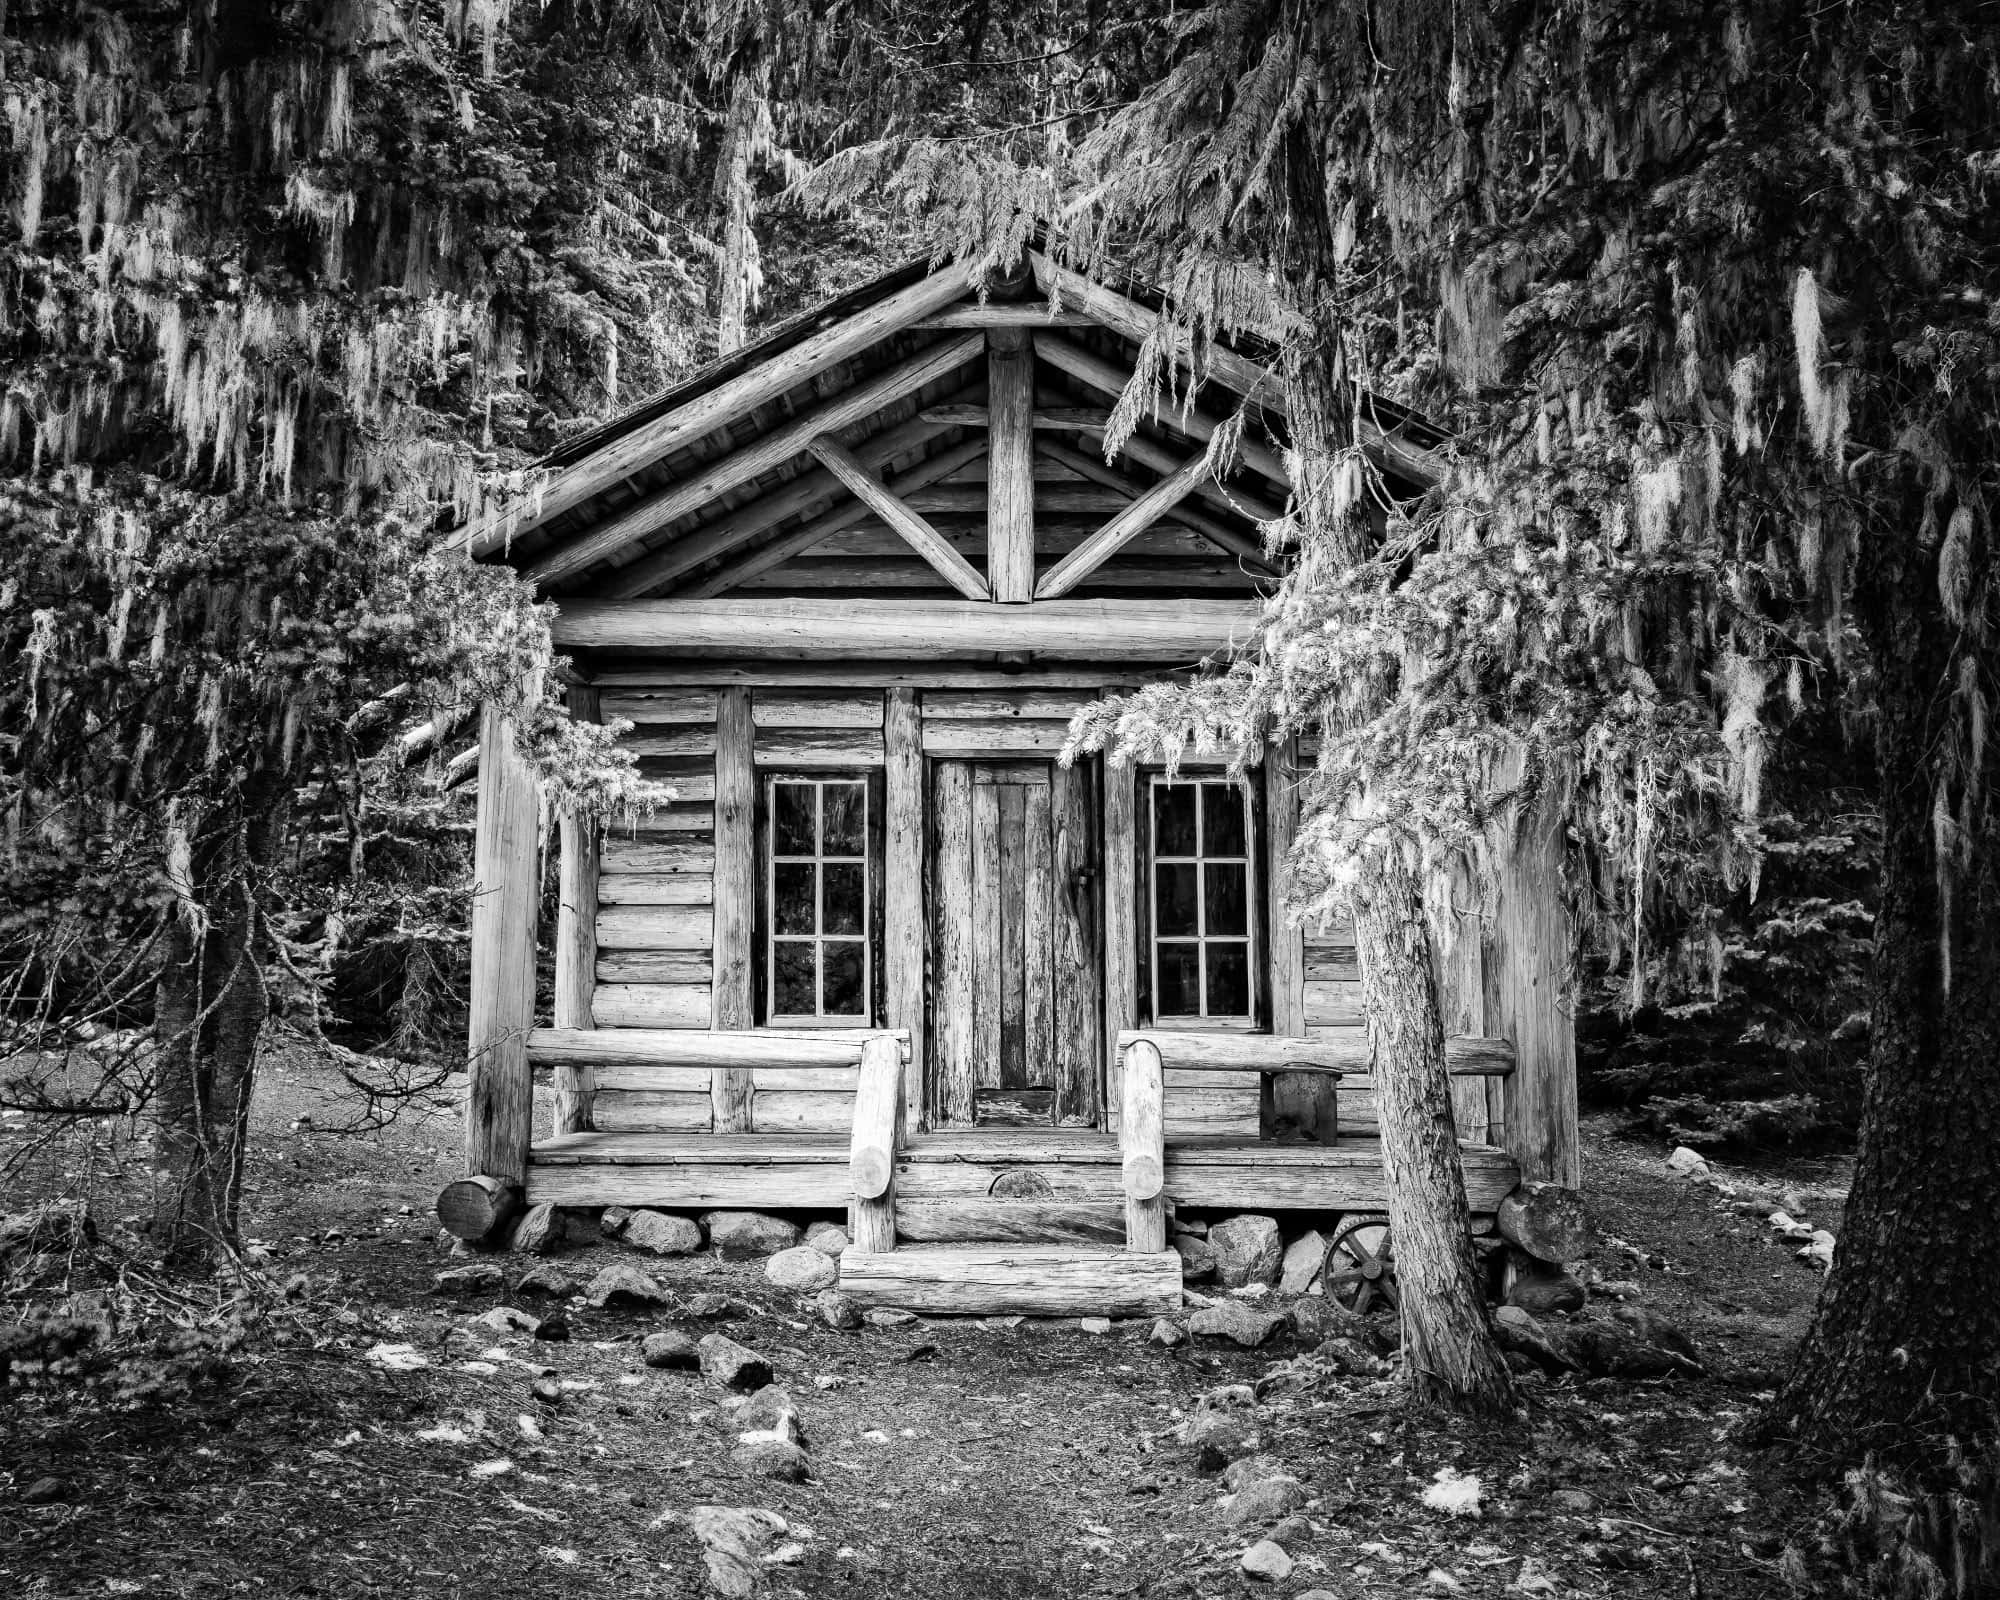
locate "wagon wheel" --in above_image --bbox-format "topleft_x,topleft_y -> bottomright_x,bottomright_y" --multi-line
1326,1214 -> 1399,1316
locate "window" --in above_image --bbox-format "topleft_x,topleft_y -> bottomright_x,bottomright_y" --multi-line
766,777 -> 872,1024
1147,776 -> 1257,1023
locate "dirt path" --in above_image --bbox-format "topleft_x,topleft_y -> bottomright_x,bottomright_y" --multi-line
3,1061 -> 1838,1598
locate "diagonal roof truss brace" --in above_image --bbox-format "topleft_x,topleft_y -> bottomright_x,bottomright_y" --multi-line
1036,438 -> 1275,576
1034,447 -> 1214,600
805,436 -> 991,601
683,435 -> 991,601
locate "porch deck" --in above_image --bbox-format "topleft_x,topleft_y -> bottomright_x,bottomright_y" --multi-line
524,1127 -> 1523,1215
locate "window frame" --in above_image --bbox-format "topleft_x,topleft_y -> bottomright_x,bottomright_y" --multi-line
1140,771 -> 1261,1030
761,772 -> 878,1029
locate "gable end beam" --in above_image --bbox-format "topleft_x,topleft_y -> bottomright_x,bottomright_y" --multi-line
521,334 -> 984,591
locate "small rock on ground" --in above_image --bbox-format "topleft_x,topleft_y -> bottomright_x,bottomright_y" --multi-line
600,1206 -> 633,1237
1240,1540 -> 1293,1581
469,1305 -> 539,1335
804,1220 -> 850,1258
815,1289 -> 863,1330
22,1477 -> 67,1505
1149,1318 -> 1186,1348
734,1384 -> 803,1441
765,1245 -> 838,1293
864,1308 -> 918,1328
1080,1316 -> 1112,1334
699,1332 -> 774,1391
732,1437 -> 808,1481
1189,1298 -> 1287,1348
1224,1475 -> 1309,1526
1173,1234 -> 1218,1282
1209,1215 -> 1283,1288
624,1210 -> 703,1256
583,1264 -> 673,1309
512,1264 -> 576,1299
685,1506 -> 789,1599
642,1330 -> 701,1369
1666,1145 -> 1711,1178
433,1263 -> 504,1296
1278,1229 -> 1329,1296
702,1211 -> 802,1260
507,1202 -> 564,1256
682,1292 -> 746,1320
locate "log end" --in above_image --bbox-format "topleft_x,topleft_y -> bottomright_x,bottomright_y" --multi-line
851,1149 -> 893,1203
1122,1154 -> 1164,1203
437,1174 -> 524,1243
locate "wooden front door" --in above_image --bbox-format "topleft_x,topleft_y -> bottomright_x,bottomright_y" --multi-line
930,758 -> 1102,1127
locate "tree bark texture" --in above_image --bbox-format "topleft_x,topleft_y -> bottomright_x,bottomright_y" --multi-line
1349,849 -> 1518,1417
150,780 -> 288,1267
1776,475 -> 2000,1466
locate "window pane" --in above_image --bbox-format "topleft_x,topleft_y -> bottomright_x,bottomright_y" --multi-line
773,862 -> 816,935
823,863 -> 865,936
1204,863 -> 1248,937
1203,783 -> 1246,856
822,783 -> 866,856
1154,783 -> 1198,856
773,783 -> 815,856
1156,943 -> 1203,1016
1155,863 -> 1199,937
773,942 -> 815,1015
822,942 -> 864,1015
1207,944 -> 1250,1016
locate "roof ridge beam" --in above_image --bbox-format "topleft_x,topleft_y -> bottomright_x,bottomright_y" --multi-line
521,334 -> 984,590
1030,251 -> 1443,489
805,436 -> 992,601
462,269 -> 977,557
1034,448 -> 1213,600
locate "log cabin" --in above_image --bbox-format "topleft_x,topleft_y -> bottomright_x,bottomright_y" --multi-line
442,252 -> 1579,1317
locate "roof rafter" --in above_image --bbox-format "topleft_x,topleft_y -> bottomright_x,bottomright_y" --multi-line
1031,251 -> 1444,490
1034,333 -> 1293,493
522,334 -> 984,590
460,268 -> 977,557
592,406 -> 967,599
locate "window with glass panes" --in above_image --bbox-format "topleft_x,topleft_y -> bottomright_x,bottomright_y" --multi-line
766,777 -> 871,1024
1148,777 -> 1256,1022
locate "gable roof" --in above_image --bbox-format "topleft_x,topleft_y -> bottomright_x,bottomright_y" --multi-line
464,253 -> 1448,605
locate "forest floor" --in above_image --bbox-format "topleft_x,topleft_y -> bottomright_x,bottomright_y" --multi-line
1,1051 -> 1853,1600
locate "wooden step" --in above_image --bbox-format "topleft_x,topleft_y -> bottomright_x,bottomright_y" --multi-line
838,1245 -> 1183,1317
894,1196 -> 1145,1246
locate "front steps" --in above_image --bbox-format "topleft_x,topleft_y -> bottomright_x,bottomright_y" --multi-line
838,1244 -> 1183,1318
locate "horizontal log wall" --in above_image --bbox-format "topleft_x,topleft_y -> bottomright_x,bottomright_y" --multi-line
593,690 -> 716,1132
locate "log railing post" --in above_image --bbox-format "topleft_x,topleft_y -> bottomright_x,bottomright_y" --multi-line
711,687 -> 757,1131
882,690 -> 926,1128
849,1034 -> 904,1253
1103,753 -> 1137,1131
552,684 -> 599,1135
1120,1036 -> 1166,1252
465,699 -> 541,1196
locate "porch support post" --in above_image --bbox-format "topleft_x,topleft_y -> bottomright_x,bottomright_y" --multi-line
1432,856 -> 1499,1144
552,684 -> 600,1135
712,687 -> 757,1130
883,689 -> 927,1129
466,699 -> 541,1187
1103,753 -> 1137,1132
1264,741 -> 1334,1135
987,327 -> 1035,602
1487,752 -> 1579,1184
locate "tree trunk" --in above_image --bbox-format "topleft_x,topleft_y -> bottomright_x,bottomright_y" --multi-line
1349,848 -> 1519,1417
150,786 -> 287,1268
1774,476 -> 2000,1466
